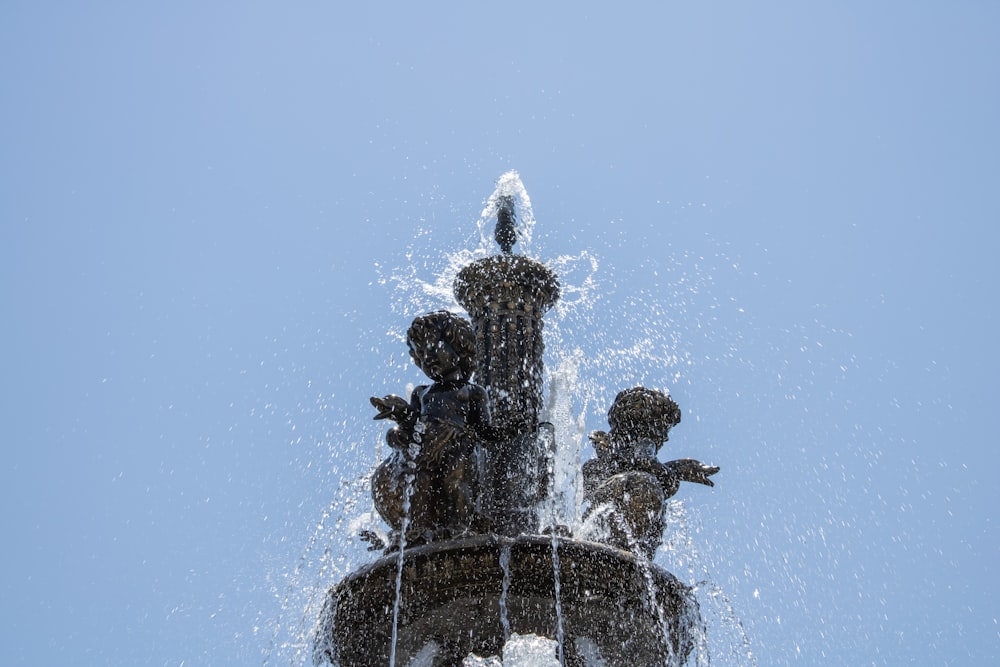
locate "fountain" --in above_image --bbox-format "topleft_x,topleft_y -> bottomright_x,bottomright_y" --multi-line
315,174 -> 719,666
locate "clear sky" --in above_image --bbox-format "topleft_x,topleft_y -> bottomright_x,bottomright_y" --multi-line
2,2 -> 998,665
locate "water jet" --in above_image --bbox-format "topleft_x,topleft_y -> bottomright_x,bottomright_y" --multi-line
315,172 -> 718,666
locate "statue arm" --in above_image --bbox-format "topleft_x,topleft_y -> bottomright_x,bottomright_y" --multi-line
370,393 -> 419,427
663,458 -> 719,487
468,385 -> 503,442
581,459 -> 605,499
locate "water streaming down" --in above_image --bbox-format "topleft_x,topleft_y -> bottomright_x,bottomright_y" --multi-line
539,350 -> 587,533
544,430 -> 567,667
502,634 -> 561,666
274,475 -> 375,666
615,513 -> 678,664
302,172 -> 756,666
498,544 -> 512,643
389,458 -> 418,667
661,502 -> 752,666
549,535 -> 566,667
509,173 -> 753,667
463,634 -> 561,667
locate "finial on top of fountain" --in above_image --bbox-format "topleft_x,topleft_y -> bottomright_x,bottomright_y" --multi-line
495,195 -> 517,254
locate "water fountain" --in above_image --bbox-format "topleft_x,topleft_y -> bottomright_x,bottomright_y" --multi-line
314,174 -> 720,666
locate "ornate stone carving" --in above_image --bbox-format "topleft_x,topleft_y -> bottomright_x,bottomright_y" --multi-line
582,387 -> 719,559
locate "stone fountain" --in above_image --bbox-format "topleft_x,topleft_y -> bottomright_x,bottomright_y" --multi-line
315,176 -> 719,666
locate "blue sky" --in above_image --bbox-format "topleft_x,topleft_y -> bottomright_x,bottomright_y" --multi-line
2,2 -> 998,665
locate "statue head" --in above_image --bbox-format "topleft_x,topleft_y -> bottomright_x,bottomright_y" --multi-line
406,311 -> 477,383
607,386 -> 681,448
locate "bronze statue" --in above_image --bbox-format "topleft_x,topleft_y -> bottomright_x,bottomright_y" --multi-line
319,177 -> 715,666
370,310 -> 497,547
582,387 -> 719,559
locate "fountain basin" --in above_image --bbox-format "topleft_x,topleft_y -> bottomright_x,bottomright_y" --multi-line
316,534 -> 700,666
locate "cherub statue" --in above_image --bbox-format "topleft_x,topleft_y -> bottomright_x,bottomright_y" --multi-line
369,310 -> 496,548
582,386 -> 719,559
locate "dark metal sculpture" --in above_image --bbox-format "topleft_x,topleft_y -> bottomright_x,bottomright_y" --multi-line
317,176 -> 719,666
494,195 -> 518,253
319,535 -> 699,666
370,311 -> 497,546
453,199 -> 560,536
582,387 -> 719,560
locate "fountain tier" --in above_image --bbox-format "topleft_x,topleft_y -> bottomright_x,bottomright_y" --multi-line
315,173 -> 716,666
317,535 -> 699,666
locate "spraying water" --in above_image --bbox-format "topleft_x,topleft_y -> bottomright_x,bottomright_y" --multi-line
278,173 -> 761,666
543,432 -> 568,667
499,544 -> 512,643
389,455 -> 417,667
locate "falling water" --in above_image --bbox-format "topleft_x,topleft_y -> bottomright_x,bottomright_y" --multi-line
661,501 -> 756,667
270,474 -> 373,666
390,441 -> 420,667
499,544 -> 512,643
299,172 -> 764,666
549,533 -> 566,667
540,351 -> 587,532
503,634 -> 561,666
704,586 -> 754,667
612,511 -> 678,664
467,634 -> 562,667
541,422 -> 567,667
